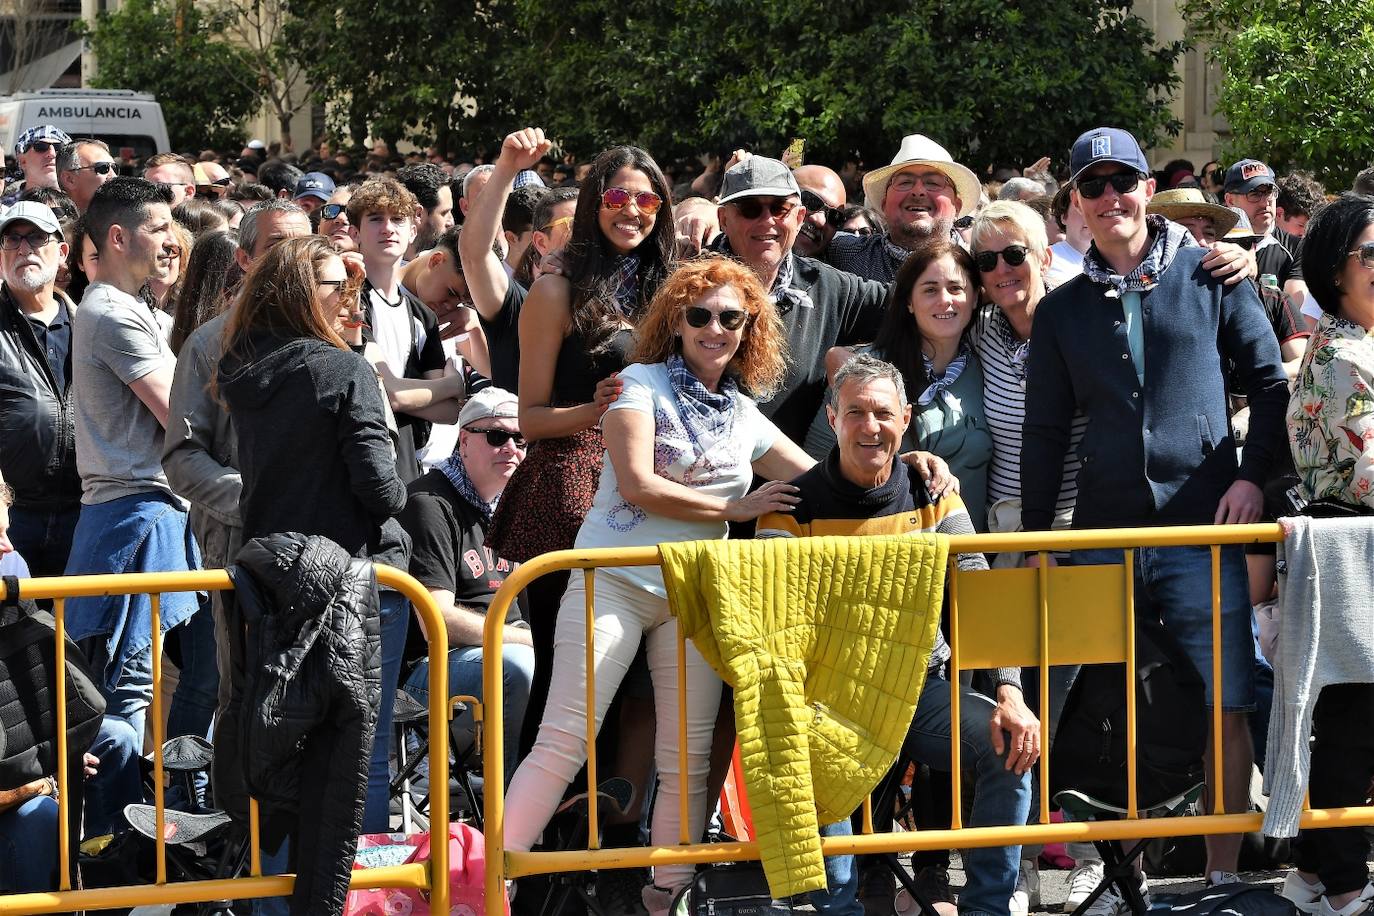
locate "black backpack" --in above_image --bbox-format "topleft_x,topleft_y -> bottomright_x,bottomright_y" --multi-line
1050,617 -> 1207,812
1153,883 -> 1300,916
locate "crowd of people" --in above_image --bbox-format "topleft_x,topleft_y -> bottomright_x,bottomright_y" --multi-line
0,114 -> 1372,916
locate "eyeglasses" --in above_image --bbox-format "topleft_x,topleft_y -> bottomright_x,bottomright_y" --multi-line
1229,237 -> 1259,251
731,197 -> 797,220
541,215 -> 573,234
1241,185 -> 1277,203
1348,241 -> 1374,269
889,172 -> 954,195
975,245 -> 1030,273
24,141 -> 59,155
601,187 -> 663,215
685,305 -> 748,330
319,203 -> 348,221
71,161 -> 116,175
1076,171 -> 1143,200
317,279 -> 347,290
799,189 -> 844,226
0,231 -> 57,251
467,428 -> 527,448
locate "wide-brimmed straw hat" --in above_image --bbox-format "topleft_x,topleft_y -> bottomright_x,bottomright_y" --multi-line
1146,187 -> 1239,237
862,134 -> 982,218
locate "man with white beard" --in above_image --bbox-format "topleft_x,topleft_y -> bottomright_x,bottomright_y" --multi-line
0,202 -> 82,575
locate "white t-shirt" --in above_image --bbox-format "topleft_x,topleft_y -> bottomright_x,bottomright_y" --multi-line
1044,240 -> 1085,288
368,286 -> 425,374
576,361 -> 779,596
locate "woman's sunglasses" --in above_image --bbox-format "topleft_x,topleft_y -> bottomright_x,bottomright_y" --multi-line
319,203 -> 348,221
1076,171 -> 1142,200
685,306 -> 748,331
975,245 -> 1030,273
468,428 -> 527,448
601,187 -> 663,215
1349,241 -> 1374,270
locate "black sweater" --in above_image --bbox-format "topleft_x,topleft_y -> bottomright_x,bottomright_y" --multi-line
218,331 -> 409,565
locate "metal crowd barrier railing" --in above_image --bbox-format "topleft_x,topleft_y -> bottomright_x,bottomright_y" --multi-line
0,565 -> 451,915
479,524 -> 1374,914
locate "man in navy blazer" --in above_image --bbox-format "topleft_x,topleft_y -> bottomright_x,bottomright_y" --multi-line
1021,127 -> 1288,899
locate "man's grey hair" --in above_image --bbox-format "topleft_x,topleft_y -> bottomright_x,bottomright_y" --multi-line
829,353 -> 909,411
56,138 -> 111,174
238,199 -> 306,255
462,163 -> 495,198
997,177 -> 1046,201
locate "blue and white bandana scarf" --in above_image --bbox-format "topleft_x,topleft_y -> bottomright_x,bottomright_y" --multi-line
1081,214 -> 1195,298
666,353 -> 737,449
993,308 -> 1031,384
436,453 -> 499,523
718,239 -> 811,313
612,253 -> 641,318
918,345 -> 971,413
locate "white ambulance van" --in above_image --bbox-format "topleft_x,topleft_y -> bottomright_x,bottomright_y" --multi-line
0,89 -> 169,162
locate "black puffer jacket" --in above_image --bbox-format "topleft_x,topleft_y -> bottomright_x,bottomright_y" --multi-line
215,533 -> 380,916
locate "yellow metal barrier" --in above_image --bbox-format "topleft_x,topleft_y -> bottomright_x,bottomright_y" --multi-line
480,523 -> 1374,912
0,565 -> 452,915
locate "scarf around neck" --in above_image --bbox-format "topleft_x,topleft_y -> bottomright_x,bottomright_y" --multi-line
718,238 -> 811,313
612,253 -> 641,318
1082,214 -> 1195,298
436,453 -> 499,523
918,345 -> 971,414
666,353 -> 737,450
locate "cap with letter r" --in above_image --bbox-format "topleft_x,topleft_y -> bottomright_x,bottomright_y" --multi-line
1069,127 -> 1150,184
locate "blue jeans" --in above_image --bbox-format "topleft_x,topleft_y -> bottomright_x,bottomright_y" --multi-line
6,504 -> 80,578
812,819 -> 863,916
1071,545 -> 1256,711
167,603 -> 219,811
402,641 -> 537,786
81,638 -> 154,754
0,795 -> 59,892
362,591 -> 409,833
814,675 -> 1031,916
84,715 -> 145,839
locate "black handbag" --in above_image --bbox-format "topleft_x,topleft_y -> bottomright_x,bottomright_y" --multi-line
0,574 -> 107,791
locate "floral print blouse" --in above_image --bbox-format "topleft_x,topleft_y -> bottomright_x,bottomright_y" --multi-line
1288,311 -> 1374,507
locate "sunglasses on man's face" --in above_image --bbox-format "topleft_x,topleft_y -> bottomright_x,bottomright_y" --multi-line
1349,241 -> 1374,270
73,161 -> 116,176
25,141 -> 58,155
685,305 -> 749,330
467,428 -> 527,449
799,189 -> 844,226
1076,171 -> 1143,200
731,197 -> 797,221
975,245 -> 1030,273
319,203 -> 348,221
601,187 -> 663,215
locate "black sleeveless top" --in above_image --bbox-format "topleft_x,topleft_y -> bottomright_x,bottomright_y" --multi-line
551,327 -> 634,404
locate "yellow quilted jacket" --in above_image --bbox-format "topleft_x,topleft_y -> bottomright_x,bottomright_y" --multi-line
659,534 -> 946,899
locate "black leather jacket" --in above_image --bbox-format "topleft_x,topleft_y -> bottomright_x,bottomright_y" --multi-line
0,285 -> 80,510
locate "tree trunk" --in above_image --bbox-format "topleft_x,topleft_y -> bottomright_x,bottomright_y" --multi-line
277,110 -> 293,153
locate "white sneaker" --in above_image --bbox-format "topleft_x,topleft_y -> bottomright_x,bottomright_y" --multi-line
1316,886 -> 1374,916
1281,872 -> 1325,914
1082,884 -> 1128,916
1208,870 -> 1242,887
1065,860 -> 1105,912
1011,859 -> 1042,916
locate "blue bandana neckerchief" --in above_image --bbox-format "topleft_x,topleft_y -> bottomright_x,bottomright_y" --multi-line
436,452 -> 499,523
992,308 -> 1031,384
1081,214 -> 1195,298
666,353 -> 737,452
919,345 -> 971,414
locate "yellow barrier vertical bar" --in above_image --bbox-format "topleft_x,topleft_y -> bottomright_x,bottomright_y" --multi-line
677,623 -> 690,845
861,796 -> 874,835
249,798 -> 262,876
423,589 -> 450,916
1124,550 -> 1138,820
1036,551 -> 1050,826
1210,544 -> 1225,814
483,578 -> 510,916
54,596 -> 71,891
585,569 -> 600,848
151,593 -> 166,885
948,556 -> 962,830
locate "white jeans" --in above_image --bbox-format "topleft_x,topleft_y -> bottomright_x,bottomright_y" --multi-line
503,571 -> 723,890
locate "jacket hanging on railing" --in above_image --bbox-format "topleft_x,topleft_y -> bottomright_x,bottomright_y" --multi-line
660,535 -> 946,899
215,533 -> 381,916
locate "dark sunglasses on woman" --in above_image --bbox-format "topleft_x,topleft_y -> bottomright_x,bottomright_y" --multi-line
684,306 -> 749,330
1349,241 -> 1374,270
799,189 -> 845,227
601,187 -> 663,215
319,203 -> 348,221
975,245 -> 1030,273
468,428 -> 527,448
1076,171 -> 1142,200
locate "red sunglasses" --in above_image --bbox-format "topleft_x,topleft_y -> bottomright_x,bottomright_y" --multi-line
601,187 -> 663,215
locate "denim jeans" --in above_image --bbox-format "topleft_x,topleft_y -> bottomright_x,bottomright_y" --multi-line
84,716 -> 146,838
402,641 -> 537,785
812,819 -> 864,916
0,795 -> 59,892
813,675 -> 1030,916
165,602 -> 220,809
361,591 -> 409,833
81,638 -> 154,752
6,504 -> 80,578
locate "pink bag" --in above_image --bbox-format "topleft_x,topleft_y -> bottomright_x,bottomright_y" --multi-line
344,822 -> 509,916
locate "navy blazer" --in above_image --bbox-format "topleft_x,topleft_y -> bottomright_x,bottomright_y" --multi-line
1021,246 -> 1288,531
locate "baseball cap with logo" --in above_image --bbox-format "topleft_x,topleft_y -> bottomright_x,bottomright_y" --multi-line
14,125 -> 72,159
717,157 -> 801,205
1223,159 -> 1276,195
293,171 -> 335,202
1068,127 -> 1150,184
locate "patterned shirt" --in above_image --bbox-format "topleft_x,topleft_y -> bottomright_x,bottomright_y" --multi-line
1288,311 -> 1374,508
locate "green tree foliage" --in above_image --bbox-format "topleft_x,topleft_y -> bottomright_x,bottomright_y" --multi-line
79,0 -> 263,151
506,0 -> 1183,175
1185,0 -> 1374,189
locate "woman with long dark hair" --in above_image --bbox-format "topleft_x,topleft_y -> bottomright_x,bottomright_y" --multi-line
169,229 -> 238,355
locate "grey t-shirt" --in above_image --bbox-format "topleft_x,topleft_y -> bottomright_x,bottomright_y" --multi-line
72,282 -> 175,504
